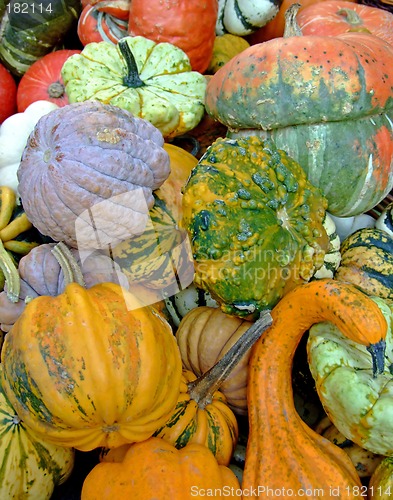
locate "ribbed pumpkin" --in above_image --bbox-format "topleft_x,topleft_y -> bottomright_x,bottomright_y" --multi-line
206,5 -> 393,216
17,101 -> 171,249
0,368 -> 75,498
175,306 -> 254,415
334,227 -> 393,302
181,135 -> 329,317
243,279 -> 387,495
154,312 -> 272,465
0,282 -> 183,451
307,296 -> 393,456
81,437 -> 240,499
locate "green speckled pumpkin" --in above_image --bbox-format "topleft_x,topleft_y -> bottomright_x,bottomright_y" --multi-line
335,227 -> 393,302
181,135 -> 329,317
206,7 -> 393,216
61,36 -> 207,138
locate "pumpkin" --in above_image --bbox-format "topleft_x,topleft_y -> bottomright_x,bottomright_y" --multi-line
369,457 -> 393,499
334,228 -> 393,302
16,49 -> 81,112
0,281 -> 183,451
154,311 -> 271,464
297,0 -> 393,46
0,241 -> 132,332
0,99 -> 59,192
81,437 -> 240,499
175,306 -> 254,415
77,2 -> 128,45
17,100 -> 171,249
207,5 -> 393,216
243,278 -> 387,495
181,135 -> 329,317
110,142 -> 198,293
0,185 -> 43,300
0,0 -> 81,77
307,296 -> 393,456
127,0 -> 218,74
207,34 -> 250,74
329,212 -> 376,242
246,0 -> 357,43
314,415 -> 384,478
61,36 -> 207,138
0,62 -> 17,123
0,367 -> 75,498
216,0 -> 283,36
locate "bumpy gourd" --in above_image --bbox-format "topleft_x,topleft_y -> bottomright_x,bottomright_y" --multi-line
181,135 -> 328,317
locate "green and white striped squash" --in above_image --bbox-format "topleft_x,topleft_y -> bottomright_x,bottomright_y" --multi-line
313,213 -> 341,280
376,201 -> 393,239
307,296 -> 393,456
216,0 -> 282,36
0,368 -> 75,499
111,194 -> 194,295
334,227 -> 393,302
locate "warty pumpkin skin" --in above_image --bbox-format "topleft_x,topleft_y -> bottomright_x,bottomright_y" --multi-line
206,18 -> 393,216
0,282 -> 183,451
17,100 -> 171,249
81,437 -> 240,499
0,367 -> 75,499
181,135 -> 329,317
243,278 -> 387,497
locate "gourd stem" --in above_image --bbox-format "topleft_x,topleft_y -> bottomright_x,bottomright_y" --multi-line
51,242 -> 86,287
337,8 -> 362,26
118,39 -> 146,88
187,310 -> 273,408
48,82 -> 65,98
0,239 -> 20,303
283,3 -> 302,38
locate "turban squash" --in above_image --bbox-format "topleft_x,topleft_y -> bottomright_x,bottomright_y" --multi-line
181,135 -> 329,317
0,282 -> 183,451
17,100 -> 170,249
205,5 -> 393,216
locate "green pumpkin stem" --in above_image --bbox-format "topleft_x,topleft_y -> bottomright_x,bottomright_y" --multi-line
337,8 -> 362,26
187,310 -> 273,408
51,242 -> 86,287
0,239 -> 20,303
283,3 -> 303,38
118,39 -> 146,88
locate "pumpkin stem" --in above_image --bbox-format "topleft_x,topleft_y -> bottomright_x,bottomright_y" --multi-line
336,8 -> 362,26
0,239 -> 20,303
367,339 -> 386,378
118,39 -> 146,88
51,242 -> 86,287
283,3 -> 302,38
187,310 -> 273,408
48,82 -> 65,99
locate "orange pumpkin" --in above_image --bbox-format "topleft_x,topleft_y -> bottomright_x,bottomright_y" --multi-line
81,437 -> 241,499
127,0 -> 218,73
246,0 -> 357,43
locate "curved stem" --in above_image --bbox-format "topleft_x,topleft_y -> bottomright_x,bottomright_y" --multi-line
118,39 -> 146,88
337,8 -> 362,26
283,3 -> 302,38
187,310 -> 273,408
0,239 -> 20,303
51,242 -> 86,287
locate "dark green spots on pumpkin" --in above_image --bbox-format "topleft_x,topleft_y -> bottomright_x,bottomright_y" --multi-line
237,188 -> 251,200
193,210 -> 212,232
251,173 -> 274,192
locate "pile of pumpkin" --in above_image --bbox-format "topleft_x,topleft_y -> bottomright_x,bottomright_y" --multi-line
1,0 -> 393,498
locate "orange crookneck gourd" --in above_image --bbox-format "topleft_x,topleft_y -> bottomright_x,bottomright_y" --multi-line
243,278 -> 387,497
